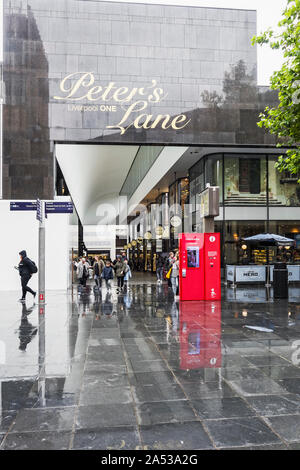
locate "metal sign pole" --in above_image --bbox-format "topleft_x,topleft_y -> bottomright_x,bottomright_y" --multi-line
38,200 -> 46,305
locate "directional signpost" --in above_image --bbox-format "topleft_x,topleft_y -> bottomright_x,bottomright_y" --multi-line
37,199 -> 46,304
10,200 -> 73,304
45,202 -> 73,214
10,201 -> 37,211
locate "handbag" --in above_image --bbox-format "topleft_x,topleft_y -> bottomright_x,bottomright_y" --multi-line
166,267 -> 172,279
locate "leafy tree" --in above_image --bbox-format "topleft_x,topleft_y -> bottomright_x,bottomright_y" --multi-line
252,0 -> 300,177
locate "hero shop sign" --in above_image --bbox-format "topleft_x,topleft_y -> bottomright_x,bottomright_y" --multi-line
53,72 -> 191,135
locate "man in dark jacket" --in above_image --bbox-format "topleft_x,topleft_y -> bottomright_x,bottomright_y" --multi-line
102,261 -> 114,290
18,250 -> 36,302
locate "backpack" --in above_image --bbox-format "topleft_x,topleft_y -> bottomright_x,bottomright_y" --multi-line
29,259 -> 38,274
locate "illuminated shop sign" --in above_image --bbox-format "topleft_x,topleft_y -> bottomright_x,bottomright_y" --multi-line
53,72 -> 191,135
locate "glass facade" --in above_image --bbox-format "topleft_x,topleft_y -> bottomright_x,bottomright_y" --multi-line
221,220 -> 300,266
190,155 -> 223,212
189,153 -> 300,267
189,153 -> 300,209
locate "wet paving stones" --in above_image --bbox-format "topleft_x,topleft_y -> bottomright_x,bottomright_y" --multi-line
11,407 -> 76,433
140,421 -> 214,450
0,281 -> 300,449
75,404 -> 136,429
246,394 -> 300,416
191,397 -> 256,420
204,417 -> 281,448
1,431 -> 72,450
0,411 -> 17,433
264,415 -> 300,443
72,426 -> 141,450
136,400 -> 197,426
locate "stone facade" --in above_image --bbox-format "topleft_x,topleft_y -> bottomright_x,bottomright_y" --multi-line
3,0 -> 278,199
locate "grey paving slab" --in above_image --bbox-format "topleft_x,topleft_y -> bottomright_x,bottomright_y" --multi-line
75,403 -> 136,429
204,417 -> 282,448
72,426 -> 141,450
192,397 -> 256,420
247,394 -> 300,417
136,400 -> 196,426
264,415 -> 300,443
1,431 -> 72,450
140,421 -> 214,450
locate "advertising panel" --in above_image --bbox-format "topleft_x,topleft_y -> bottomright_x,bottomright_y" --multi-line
235,266 -> 266,283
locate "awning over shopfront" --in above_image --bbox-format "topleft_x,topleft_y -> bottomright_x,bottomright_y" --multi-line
55,143 -> 187,225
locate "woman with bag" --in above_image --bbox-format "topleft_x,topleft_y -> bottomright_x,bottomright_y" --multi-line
77,258 -> 89,288
114,255 -> 126,293
170,255 -> 179,299
123,259 -> 132,291
165,252 -> 174,288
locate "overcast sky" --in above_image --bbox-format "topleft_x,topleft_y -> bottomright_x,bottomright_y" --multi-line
0,0 -> 287,85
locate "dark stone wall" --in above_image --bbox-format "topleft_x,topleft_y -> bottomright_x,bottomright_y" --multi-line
3,1 -> 278,199
3,4 -> 52,199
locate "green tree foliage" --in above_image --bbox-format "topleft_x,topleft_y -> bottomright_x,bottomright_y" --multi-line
252,0 -> 300,177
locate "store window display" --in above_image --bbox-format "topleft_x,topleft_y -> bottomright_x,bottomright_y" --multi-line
268,157 -> 300,206
224,155 -> 266,204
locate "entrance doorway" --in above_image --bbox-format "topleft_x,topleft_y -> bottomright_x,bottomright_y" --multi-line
239,158 -> 261,194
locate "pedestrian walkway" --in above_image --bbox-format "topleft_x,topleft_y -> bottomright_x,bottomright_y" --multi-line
0,276 -> 300,450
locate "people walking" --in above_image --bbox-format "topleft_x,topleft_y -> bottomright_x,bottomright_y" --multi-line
93,256 -> 105,289
123,259 -> 132,291
114,255 -> 126,292
102,260 -> 114,290
170,255 -> 179,299
77,257 -> 89,288
156,254 -> 164,284
166,252 -> 174,288
17,250 -> 37,302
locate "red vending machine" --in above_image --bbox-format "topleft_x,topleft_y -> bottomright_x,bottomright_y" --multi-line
179,233 -> 205,301
179,232 -> 221,301
179,301 -> 221,370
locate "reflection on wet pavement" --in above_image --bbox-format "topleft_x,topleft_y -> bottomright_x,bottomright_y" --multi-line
0,277 -> 300,450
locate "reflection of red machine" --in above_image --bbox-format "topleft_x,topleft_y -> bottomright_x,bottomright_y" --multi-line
179,233 -> 221,300
180,301 -> 221,370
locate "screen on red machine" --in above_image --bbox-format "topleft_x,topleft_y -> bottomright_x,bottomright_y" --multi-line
187,247 -> 199,268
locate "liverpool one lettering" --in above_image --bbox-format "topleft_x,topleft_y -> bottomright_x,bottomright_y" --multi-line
53,72 -> 191,135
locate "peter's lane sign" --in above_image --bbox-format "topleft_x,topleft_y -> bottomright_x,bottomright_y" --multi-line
53,72 -> 191,135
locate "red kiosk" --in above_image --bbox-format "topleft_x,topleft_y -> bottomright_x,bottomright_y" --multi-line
179,232 -> 221,301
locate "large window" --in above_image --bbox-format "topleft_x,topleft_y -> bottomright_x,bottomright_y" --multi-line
224,154 -> 266,204
189,154 -> 222,212
205,154 -> 223,203
224,220 -> 300,266
189,152 -> 300,207
268,156 -> 300,206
